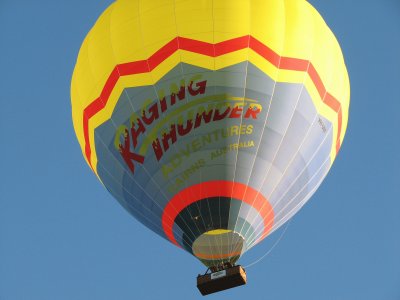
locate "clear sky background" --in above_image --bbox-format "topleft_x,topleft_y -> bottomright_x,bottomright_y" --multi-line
0,1 -> 399,299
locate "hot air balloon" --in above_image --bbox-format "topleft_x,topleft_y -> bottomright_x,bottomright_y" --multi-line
71,0 -> 349,295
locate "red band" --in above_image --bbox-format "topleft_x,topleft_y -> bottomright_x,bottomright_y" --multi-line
82,35 -> 343,169
161,180 -> 274,247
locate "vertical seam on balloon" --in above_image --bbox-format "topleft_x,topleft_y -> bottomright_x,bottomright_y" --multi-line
180,26 -> 217,257
135,0 -> 204,249
242,2 -> 316,245
232,0 -> 287,250
209,0 -> 222,262
228,0 -> 252,258
140,1 -> 202,248
170,0 -> 217,255
170,0 -> 190,251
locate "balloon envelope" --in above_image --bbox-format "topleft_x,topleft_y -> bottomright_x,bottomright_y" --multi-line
71,0 -> 349,267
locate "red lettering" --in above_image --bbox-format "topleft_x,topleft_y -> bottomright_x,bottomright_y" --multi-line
130,118 -> 146,149
194,109 -> 213,128
142,102 -> 160,125
162,124 -> 177,152
160,96 -> 167,113
229,106 -> 243,118
188,80 -> 207,96
177,119 -> 193,136
170,84 -> 186,105
244,106 -> 261,119
118,129 -> 145,173
213,106 -> 231,121
152,138 -> 163,161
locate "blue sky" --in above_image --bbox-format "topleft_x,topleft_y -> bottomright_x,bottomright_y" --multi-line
0,1 -> 399,299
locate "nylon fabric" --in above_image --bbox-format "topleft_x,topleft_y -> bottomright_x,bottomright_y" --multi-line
71,0 -> 350,267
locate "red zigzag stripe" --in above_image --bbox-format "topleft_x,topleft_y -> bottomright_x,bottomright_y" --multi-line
82,35 -> 343,169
